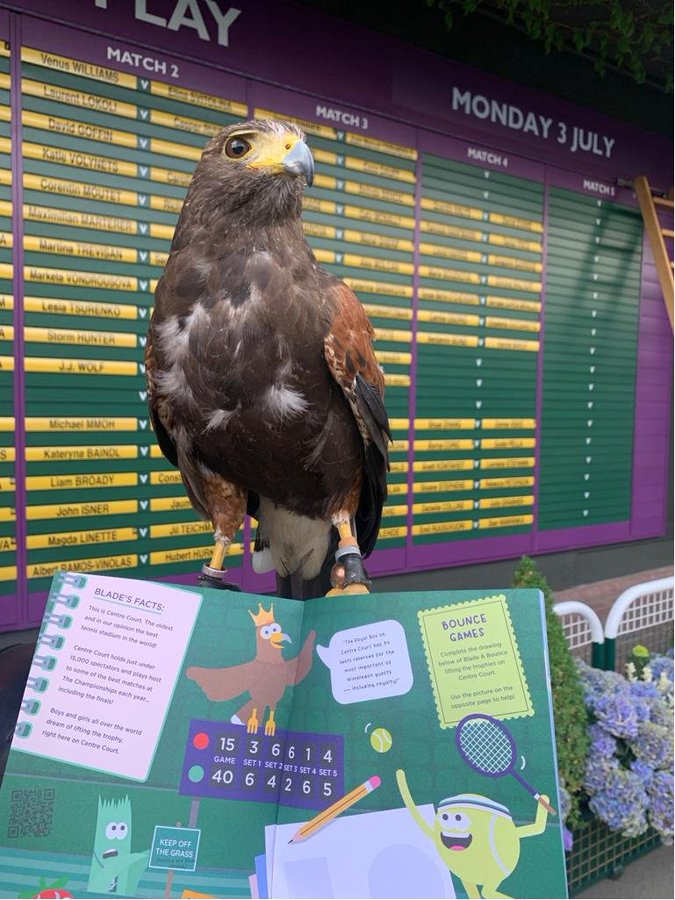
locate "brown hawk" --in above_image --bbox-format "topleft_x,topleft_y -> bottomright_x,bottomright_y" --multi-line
187,603 -> 316,735
146,119 -> 390,598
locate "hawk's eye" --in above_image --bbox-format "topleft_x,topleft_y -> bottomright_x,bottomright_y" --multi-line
225,136 -> 251,159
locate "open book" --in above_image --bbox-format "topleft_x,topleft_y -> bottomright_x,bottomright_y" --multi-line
0,572 -> 567,899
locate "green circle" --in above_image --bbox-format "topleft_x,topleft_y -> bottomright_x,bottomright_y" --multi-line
188,765 -> 205,783
370,727 -> 393,753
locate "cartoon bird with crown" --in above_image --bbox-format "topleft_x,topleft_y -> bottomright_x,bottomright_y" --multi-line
186,603 -> 315,735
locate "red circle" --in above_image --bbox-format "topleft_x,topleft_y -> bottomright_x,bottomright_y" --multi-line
193,732 -> 209,750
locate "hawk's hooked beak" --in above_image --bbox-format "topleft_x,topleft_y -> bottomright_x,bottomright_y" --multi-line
270,632 -> 292,648
282,141 -> 314,187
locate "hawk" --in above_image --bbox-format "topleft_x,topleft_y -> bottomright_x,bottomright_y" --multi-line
187,602 -> 316,735
146,119 -> 390,598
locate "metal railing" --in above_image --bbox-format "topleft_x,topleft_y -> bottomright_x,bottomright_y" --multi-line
604,576 -> 674,671
553,601 -> 605,668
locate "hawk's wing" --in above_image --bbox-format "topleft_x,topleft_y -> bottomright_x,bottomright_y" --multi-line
145,279 -> 215,521
144,324 -> 178,469
186,660 -> 257,702
324,282 -> 391,556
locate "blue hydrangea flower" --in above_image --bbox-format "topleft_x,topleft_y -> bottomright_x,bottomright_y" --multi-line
647,770 -> 674,844
647,698 -> 674,729
577,653 -> 673,844
633,721 -> 674,770
584,754 -> 619,794
628,679 -> 660,701
648,653 -> 674,684
588,768 -> 649,837
592,692 -> 639,739
588,722 -> 617,757
630,758 -> 655,788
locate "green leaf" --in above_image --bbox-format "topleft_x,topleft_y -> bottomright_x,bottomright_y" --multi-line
572,30 -> 587,53
632,60 -> 646,84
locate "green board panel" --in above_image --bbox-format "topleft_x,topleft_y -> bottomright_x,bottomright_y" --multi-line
414,153 -> 542,544
538,186 -> 642,529
20,47 -> 247,589
0,47 -> 14,598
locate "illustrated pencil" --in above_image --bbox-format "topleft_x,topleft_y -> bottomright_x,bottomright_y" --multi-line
288,775 -> 381,844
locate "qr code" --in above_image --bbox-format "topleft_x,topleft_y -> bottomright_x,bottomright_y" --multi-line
7,788 -> 55,838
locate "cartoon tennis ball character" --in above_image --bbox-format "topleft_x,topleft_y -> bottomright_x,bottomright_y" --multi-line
396,770 -> 549,899
370,727 -> 392,753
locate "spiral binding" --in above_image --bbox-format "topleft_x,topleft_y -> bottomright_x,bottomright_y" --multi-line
32,654 -> 57,671
43,613 -> 73,629
55,573 -> 87,589
25,676 -> 49,693
38,633 -> 65,650
15,573 -> 88,740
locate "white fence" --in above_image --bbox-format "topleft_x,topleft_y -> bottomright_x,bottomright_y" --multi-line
553,601 -> 605,666
604,576 -> 674,670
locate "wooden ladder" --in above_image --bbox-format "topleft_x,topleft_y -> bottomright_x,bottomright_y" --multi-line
633,175 -> 674,330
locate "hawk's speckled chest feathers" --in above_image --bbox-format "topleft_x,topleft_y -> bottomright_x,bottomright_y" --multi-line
148,120 -> 366,519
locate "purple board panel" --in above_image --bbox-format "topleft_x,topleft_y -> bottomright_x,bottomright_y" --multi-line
632,236 -> 672,539
0,10 -> 17,626
3,1 -> 672,180
0,0 -> 670,630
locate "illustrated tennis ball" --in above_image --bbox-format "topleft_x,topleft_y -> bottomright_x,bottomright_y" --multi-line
370,727 -> 393,753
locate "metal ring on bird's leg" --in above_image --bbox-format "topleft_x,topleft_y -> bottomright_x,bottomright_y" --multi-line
335,544 -> 362,561
198,563 -> 241,592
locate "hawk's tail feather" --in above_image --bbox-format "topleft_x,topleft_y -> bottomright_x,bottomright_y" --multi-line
276,528 -> 338,600
356,441 -> 388,559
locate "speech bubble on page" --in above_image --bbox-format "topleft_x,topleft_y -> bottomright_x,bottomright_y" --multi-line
316,620 -> 413,704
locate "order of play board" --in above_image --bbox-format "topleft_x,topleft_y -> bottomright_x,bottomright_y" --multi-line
0,11 -> 669,629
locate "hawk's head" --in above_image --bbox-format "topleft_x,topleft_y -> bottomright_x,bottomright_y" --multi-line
193,118 -> 314,224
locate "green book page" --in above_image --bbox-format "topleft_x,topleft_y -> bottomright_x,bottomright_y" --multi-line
0,579 -> 566,899
272,588 -> 567,899
0,576 -> 305,898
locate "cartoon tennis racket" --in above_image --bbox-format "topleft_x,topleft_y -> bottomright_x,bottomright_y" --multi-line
456,713 -> 556,815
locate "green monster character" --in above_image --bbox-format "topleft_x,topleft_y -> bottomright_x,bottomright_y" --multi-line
396,770 -> 549,899
87,796 -> 150,895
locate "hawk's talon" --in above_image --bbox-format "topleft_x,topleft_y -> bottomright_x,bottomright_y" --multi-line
340,552 -> 372,589
327,583 -> 370,596
327,553 -> 371,596
247,709 -> 259,733
264,710 -> 276,736
344,582 -> 370,594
